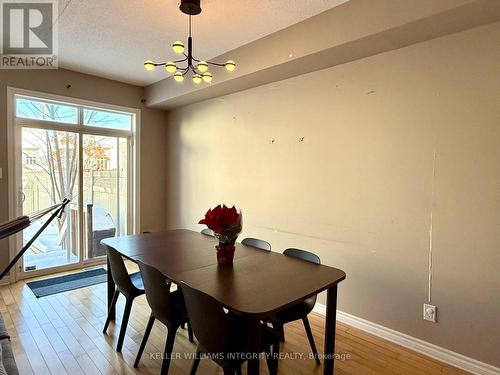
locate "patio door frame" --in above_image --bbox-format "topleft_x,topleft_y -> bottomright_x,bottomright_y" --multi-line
7,87 -> 141,282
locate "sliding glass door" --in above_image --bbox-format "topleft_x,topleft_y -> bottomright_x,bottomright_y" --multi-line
21,128 -> 80,271
13,92 -> 136,277
82,135 -> 129,261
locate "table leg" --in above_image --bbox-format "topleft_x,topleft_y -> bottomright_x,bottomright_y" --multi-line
107,256 -> 116,320
324,285 -> 338,375
247,318 -> 261,375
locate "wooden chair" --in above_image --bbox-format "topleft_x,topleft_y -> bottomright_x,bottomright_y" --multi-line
241,237 -> 271,251
201,228 -> 215,237
180,282 -> 280,375
103,246 -> 145,352
268,248 -> 321,365
134,261 -> 194,374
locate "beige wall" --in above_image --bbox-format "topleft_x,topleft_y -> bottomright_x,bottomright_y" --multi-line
0,68 -> 167,269
165,22 -> 500,367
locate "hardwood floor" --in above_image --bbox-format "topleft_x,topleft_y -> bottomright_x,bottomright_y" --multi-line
0,265 -> 469,375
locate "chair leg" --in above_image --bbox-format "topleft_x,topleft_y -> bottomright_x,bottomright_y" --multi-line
187,321 -> 194,342
134,314 -> 155,368
264,339 -> 280,375
272,340 -> 280,375
102,290 -> 119,334
116,296 -> 134,352
160,327 -> 177,375
265,348 -> 274,375
302,316 -> 320,365
273,322 -> 285,342
189,348 -> 202,375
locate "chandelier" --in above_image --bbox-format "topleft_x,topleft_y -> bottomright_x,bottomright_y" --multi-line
144,0 -> 236,84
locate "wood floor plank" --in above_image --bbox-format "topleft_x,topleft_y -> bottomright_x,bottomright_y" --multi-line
29,326 -> 68,374
39,322 -> 69,353
16,330 -> 51,375
76,353 -> 106,375
10,332 -> 34,375
57,350 -> 86,375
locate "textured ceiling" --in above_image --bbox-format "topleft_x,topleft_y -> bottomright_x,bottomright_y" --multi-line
57,0 -> 348,86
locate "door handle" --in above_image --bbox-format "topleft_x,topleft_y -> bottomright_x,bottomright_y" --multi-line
19,191 -> 25,205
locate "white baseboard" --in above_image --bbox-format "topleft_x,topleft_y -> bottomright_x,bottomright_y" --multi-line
313,304 -> 500,375
0,276 -> 10,286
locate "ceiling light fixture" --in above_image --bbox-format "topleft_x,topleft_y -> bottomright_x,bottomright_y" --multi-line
143,0 -> 236,84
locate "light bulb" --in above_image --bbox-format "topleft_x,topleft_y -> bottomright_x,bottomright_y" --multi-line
174,72 -> 184,82
172,41 -> 185,54
192,74 -> 202,84
144,60 -> 155,71
165,62 -> 176,73
202,72 -> 212,83
225,60 -> 236,72
197,61 -> 208,73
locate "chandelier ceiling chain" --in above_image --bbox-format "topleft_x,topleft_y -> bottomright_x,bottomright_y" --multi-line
144,0 -> 236,84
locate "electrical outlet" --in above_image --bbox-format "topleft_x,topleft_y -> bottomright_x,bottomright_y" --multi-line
423,303 -> 437,322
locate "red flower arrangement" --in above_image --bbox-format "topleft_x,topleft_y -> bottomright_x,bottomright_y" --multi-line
199,204 -> 242,264
199,204 -> 242,242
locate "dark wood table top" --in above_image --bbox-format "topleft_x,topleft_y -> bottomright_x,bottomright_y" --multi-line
102,229 -> 346,318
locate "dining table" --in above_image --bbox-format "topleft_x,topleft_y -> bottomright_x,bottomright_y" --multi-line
102,229 -> 346,375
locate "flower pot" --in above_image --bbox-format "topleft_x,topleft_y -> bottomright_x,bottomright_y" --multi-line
216,240 -> 236,264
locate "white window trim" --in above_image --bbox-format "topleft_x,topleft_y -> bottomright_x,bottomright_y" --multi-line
6,87 -> 141,282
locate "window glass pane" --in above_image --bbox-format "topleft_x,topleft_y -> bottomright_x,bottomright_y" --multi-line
83,108 -> 132,131
16,97 -> 78,124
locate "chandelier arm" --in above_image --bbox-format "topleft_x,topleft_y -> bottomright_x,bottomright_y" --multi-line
206,61 -> 226,67
174,57 -> 188,63
152,62 -> 167,66
192,68 -> 203,75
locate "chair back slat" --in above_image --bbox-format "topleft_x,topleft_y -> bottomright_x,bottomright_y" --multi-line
283,248 -> 320,264
137,261 -> 175,321
201,228 -> 215,237
242,237 -> 271,251
180,282 -> 232,354
106,246 -> 135,292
